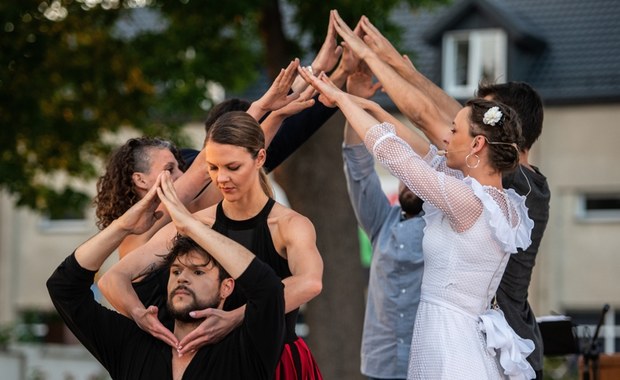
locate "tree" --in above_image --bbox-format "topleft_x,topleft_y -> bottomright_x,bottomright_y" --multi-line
1,1 -> 444,378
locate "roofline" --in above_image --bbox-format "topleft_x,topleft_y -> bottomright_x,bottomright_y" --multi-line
422,0 -> 546,52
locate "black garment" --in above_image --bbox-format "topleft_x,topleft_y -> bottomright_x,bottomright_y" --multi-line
181,98 -> 337,172
133,267 -> 173,328
498,165 -> 550,374
212,198 -> 298,343
264,97 -> 337,172
47,254 -> 285,380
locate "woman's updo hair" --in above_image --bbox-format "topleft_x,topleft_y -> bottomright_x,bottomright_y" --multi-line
466,98 -> 523,173
205,111 -> 273,198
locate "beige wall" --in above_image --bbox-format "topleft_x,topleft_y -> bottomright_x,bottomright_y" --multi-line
530,104 -> 620,316
0,123 -> 206,323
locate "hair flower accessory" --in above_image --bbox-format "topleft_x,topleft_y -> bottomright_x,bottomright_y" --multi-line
483,106 -> 503,126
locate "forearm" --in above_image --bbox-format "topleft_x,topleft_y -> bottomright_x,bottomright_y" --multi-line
183,219 -> 254,279
260,112 -> 286,148
246,101 -> 269,122
281,275 -> 322,314
394,61 -> 462,123
363,53 -> 441,130
75,219 -> 131,271
98,269 -> 147,318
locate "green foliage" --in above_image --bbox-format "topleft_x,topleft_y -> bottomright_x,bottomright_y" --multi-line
0,0 -> 445,215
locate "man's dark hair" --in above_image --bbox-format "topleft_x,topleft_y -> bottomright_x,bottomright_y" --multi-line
164,235 -> 230,282
204,98 -> 251,134
477,82 -> 543,152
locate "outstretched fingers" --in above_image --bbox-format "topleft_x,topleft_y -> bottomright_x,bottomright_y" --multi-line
331,10 -> 370,60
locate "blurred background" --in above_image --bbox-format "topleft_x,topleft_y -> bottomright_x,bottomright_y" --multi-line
1,0 -> 619,379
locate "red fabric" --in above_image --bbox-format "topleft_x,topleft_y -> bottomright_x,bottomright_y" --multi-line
275,337 -> 322,380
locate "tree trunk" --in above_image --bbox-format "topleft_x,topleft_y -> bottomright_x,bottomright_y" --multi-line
273,114 -> 365,380
258,2 -> 365,377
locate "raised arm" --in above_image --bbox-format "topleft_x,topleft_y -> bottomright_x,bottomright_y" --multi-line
157,171 -> 255,278
299,66 -> 482,232
246,59 -> 301,121
98,209 -> 181,347
118,148 -> 211,257
77,175 -> 163,271
359,15 -> 462,126
331,10 -> 450,147
290,14 -> 342,93
260,85 -> 316,147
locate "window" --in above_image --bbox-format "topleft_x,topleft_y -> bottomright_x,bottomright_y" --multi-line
442,29 -> 507,98
577,193 -> 620,222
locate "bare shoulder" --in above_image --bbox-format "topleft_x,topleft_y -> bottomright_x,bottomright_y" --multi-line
269,201 -> 313,228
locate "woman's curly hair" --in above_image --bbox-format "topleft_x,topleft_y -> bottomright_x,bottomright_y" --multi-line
94,137 -> 182,229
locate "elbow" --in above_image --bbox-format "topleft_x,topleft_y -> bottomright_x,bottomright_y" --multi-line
306,278 -> 323,300
97,271 -> 113,301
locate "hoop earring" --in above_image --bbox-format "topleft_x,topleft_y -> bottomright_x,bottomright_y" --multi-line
465,153 -> 480,169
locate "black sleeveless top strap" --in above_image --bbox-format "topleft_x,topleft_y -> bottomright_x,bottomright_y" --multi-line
212,198 -> 298,342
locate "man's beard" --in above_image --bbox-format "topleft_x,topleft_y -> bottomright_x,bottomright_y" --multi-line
399,189 -> 424,216
167,286 -> 220,323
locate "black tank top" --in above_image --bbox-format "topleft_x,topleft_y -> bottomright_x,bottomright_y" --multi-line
213,198 -> 299,342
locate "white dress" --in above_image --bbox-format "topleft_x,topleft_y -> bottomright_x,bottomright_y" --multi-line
364,123 -> 536,380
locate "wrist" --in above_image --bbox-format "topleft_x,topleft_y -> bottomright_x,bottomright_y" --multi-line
109,218 -> 137,237
247,101 -> 267,121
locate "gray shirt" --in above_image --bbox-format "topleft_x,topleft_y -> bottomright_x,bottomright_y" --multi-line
343,143 -> 425,379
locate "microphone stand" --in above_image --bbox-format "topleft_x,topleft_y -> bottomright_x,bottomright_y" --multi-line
582,304 -> 610,380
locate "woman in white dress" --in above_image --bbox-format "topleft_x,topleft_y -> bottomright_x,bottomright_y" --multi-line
298,66 -> 535,379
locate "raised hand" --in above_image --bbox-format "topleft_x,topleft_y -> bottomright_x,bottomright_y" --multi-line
116,172 -> 163,235
132,305 -> 179,349
297,66 -> 343,108
247,59 -> 301,120
346,70 -> 382,100
156,170 -> 196,236
360,16 -> 406,67
311,15 -> 343,74
331,10 -> 373,61
177,308 -> 244,355
271,84 -> 316,118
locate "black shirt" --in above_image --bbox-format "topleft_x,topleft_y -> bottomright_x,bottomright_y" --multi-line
47,254 -> 285,380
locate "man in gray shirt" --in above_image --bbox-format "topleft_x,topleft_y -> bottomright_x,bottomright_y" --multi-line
343,122 -> 425,380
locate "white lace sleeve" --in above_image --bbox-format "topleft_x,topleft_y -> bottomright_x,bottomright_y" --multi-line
365,122 -> 483,232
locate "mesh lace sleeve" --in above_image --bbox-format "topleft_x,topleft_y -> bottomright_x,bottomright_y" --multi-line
364,122 -> 482,231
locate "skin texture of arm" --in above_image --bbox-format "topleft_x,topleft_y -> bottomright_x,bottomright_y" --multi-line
359,15 -> 462,128
271,206 -> 323,314
76,175 -> 163,272
331,10 -> 451,148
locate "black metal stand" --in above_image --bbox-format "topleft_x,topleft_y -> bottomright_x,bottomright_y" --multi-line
582,304 -> 610,380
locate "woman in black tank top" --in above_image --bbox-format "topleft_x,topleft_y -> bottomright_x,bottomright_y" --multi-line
203,111 -> 324,379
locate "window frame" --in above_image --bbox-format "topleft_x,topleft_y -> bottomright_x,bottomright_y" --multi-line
442,29 -> 508,98
576,192 -> 620,223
